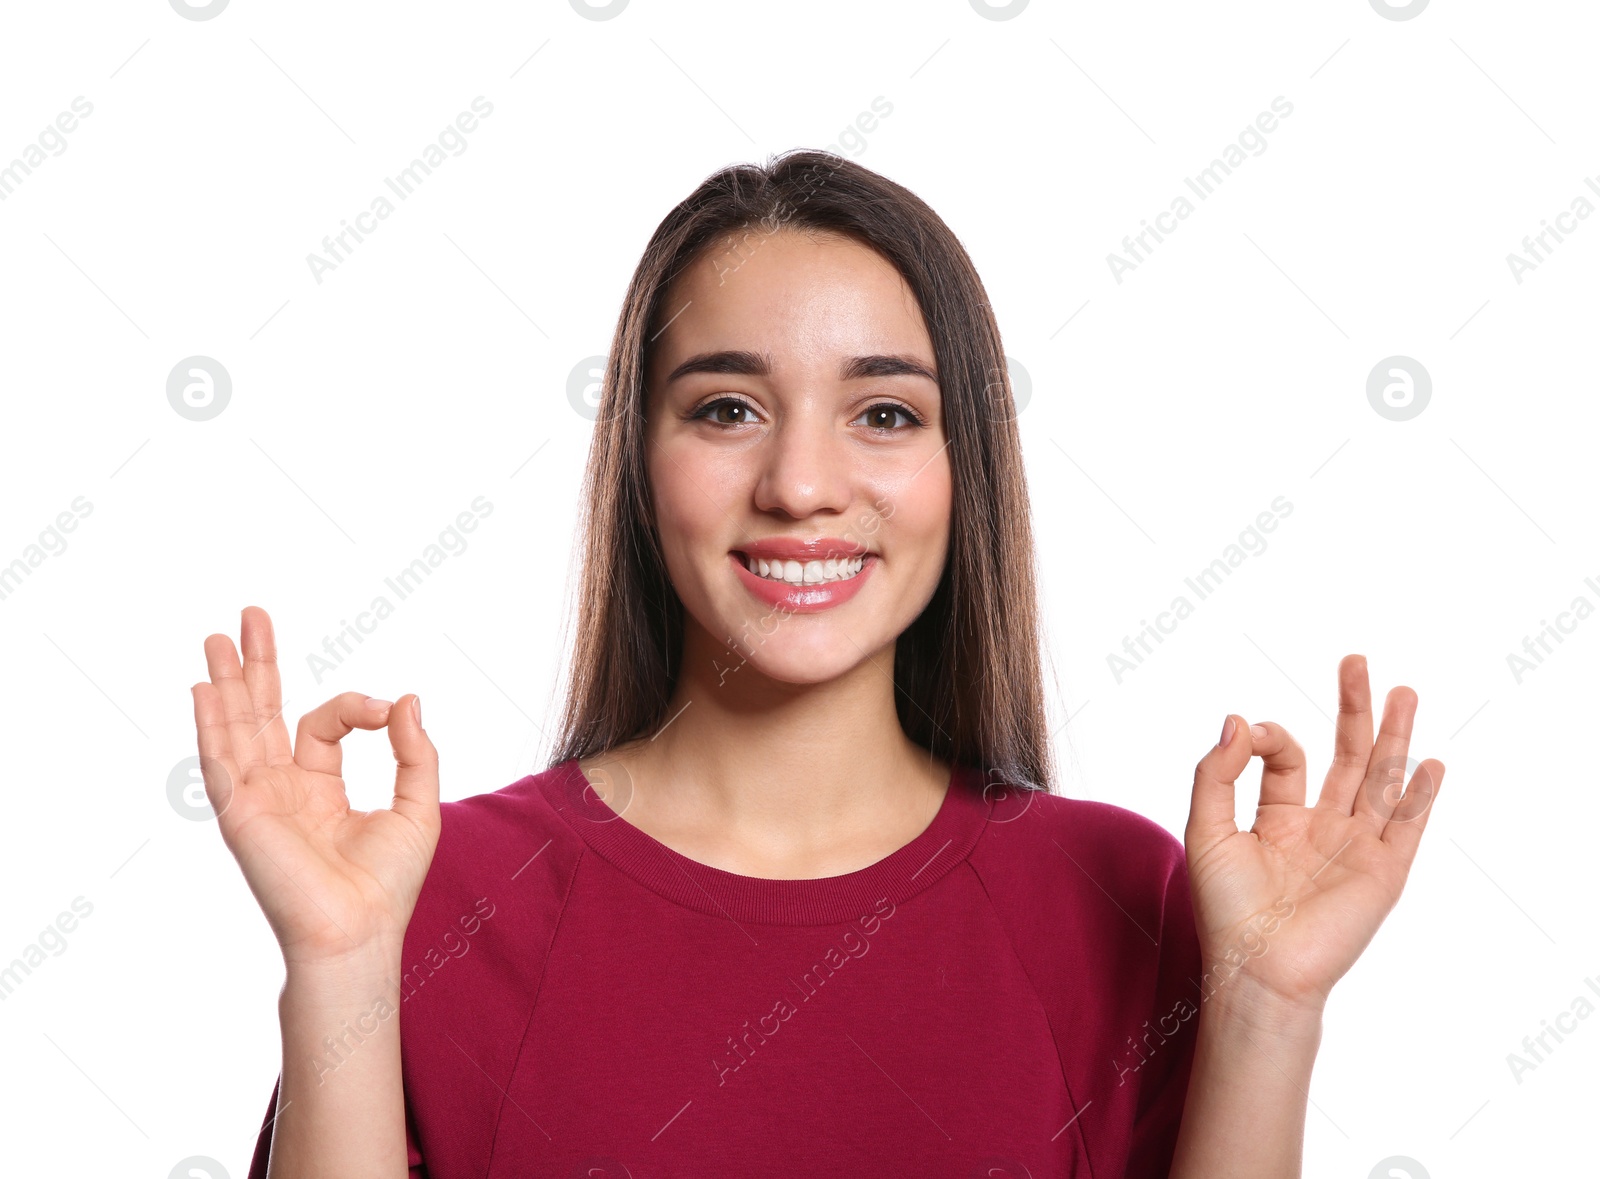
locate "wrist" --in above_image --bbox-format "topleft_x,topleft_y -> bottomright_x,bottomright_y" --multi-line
1202,971 -> 1326,1042
282,943 -> 406,1008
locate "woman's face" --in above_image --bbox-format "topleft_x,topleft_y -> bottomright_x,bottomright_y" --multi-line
643,226 -> 952,686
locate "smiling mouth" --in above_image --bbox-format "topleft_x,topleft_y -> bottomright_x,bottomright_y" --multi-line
734,551 -> 874,586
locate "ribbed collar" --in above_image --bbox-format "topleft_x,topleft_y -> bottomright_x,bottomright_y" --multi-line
539,757 -> 992,926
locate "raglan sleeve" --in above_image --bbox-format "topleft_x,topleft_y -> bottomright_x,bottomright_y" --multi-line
1123,832 -> 1203,1178
245,1072 -> 427,1177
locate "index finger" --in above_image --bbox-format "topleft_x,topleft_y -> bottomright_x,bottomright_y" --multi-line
294,691 -> 396,779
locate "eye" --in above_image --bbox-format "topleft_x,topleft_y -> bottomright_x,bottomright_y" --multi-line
687,396 -> 762,427
686,397 -> 929,431
855,402 -> 928,432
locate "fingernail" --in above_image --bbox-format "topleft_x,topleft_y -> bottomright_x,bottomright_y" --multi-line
364,697 -> 394,711
1249,724 -> 1267,740
1219,716 -> 1235,747
412,696 -> 421,726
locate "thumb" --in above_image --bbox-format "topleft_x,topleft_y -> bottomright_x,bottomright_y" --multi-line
1186,713 -> 1255,849
387,693 -> 440,823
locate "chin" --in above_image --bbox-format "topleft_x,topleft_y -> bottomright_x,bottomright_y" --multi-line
748,656 -> 862,686
728,637 -> 878,686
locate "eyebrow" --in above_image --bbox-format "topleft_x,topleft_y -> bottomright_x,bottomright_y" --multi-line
663,349 -> 938,387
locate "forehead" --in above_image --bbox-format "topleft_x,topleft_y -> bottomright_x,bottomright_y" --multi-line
650,228 -> 933,376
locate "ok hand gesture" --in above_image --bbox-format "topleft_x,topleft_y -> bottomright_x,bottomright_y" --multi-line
1184,655 -> 1445,1022
190,606 -> 441,970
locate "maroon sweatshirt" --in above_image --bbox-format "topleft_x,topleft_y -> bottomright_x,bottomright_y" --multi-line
246,756 -> 1200,1178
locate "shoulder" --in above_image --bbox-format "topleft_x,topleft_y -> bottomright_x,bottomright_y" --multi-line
967,781 -> 1194,956
403,761 -> 588,969
976,782 -> 1188,887
433,758 -> 592,871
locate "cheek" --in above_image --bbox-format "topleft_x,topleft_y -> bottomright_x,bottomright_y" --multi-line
873,464 -> 951,560
649,450 -> 737,579
904,501 -> 951,575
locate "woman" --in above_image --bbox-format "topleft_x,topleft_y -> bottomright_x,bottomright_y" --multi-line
198,149 -> 1444,1178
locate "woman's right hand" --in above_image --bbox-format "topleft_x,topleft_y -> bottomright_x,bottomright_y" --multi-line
191,605 -> 441,971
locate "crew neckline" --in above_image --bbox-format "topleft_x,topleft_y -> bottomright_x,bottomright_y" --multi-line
539,756 -> 993,926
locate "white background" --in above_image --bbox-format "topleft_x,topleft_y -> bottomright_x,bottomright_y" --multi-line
0,1 -> 1593,1175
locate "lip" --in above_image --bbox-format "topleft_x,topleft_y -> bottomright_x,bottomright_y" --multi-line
732,537 -> 872,562
730,551 -> 876,613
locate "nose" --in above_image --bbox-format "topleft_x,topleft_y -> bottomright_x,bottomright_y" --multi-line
750,401 -> 854,521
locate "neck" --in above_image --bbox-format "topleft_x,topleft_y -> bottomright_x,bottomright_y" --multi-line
584,624 -> 951,878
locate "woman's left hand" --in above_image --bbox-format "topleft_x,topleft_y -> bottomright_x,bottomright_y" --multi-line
1183,654 -> 1445,1026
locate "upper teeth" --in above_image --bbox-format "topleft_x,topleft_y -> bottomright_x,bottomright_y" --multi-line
746,555 -> 866,585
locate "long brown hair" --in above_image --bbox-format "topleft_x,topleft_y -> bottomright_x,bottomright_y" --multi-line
549,148 -> 1051,793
